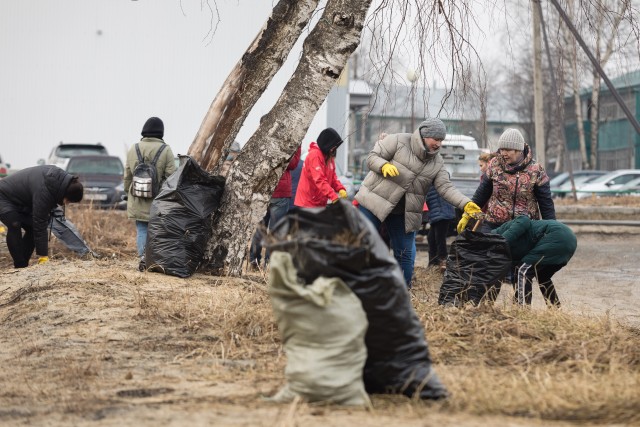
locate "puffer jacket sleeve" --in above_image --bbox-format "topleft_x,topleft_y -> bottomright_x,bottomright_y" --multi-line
472,175 -> 493,208
432,167 -> 471,210
366,134 -> 398,175
494,215 -> 530,245
534,182 -> 556,219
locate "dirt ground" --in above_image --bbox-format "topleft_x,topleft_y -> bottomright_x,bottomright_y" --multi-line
0,223 -> 639,426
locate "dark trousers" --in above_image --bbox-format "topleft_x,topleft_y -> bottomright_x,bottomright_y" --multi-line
427,219 -> 450,267
513,263 -> 563,307
0,211 -> 35,268
249,197 -> 291,267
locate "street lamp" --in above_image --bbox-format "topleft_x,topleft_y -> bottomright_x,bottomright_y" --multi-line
407,69 -> 418,131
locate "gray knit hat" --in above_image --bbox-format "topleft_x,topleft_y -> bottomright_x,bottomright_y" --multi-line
498,128 -> 525,151
418,118 -> 447,140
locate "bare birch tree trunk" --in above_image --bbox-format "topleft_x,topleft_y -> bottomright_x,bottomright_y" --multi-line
587,0 -> 629,169
187,0 -> 320,173
206,0 -> 374,276
566,0 -> 589,169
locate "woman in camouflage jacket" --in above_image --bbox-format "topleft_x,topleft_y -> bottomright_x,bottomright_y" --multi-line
469,128 -> 555,231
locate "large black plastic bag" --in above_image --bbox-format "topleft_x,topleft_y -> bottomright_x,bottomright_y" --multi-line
438,229 -> 511,306
145,156 -> 225,278
50,207 -> 95,257
268,200 -> 448,400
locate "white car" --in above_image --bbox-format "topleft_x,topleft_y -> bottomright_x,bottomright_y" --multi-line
41,142 -> 109,170
613,176 -> 640,196
552,172 -> 608,198
575,169 -> 640,199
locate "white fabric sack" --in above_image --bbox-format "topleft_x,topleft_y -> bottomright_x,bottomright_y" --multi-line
268,251 -> 370,406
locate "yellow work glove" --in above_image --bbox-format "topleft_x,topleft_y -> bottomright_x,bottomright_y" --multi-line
38,256 -> 49,265
463,201 -> 483,218
381,163 -> 399,178
338,189 -> 348,199
456,213 -> 471,234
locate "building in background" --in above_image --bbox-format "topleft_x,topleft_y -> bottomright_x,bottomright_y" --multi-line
563,69 -> 640,171
347,83 -> 527,179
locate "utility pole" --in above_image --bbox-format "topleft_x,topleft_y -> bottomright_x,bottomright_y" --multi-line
532,0 -> 546,167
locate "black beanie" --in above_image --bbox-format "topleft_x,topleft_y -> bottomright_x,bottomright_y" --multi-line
317,128 -> 343,155
141,117 -> 164,138
64,177 -> 84,203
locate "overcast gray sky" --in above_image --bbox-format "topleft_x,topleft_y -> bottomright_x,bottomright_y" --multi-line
0,0 -> 299,169
0,0 -> 520,170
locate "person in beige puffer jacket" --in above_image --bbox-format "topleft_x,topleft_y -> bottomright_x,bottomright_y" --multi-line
354,118 -> 482,288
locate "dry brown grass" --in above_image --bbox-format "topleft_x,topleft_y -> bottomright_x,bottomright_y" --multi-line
1,204 -> 639,425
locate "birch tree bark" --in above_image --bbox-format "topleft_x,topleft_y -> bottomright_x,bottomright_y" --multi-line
206,0 -> 374,275
187,0 -> 320,173
566,0 -> 589,169
586,0 -> 629,169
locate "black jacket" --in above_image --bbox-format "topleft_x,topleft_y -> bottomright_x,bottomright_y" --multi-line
0,166 -> 73,256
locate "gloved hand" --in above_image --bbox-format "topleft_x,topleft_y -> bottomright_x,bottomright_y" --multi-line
463,201 -> 483,218
381,163 -> 399,178
38,256 -> 49,265
338,189 -> 348,199
456,213 -> 471,234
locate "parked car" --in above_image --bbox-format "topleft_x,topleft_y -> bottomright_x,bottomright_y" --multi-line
0,154 -> 10,178
575,169 -> 640,199
550,170 -> 608,198
549,170 -> 610,197
65,155 -> 126,209
41,142 -> 109,170
615,176 -> 640,196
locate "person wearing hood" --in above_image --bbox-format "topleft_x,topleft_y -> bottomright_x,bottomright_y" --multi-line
0,165 -> 84,268
354,118 -> 482,288
124,116 -> 176,269
293,128 -> 348,208
458,128 -> 555,233
492,216 -> 576,307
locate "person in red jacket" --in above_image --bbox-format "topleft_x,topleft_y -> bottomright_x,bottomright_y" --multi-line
294,128 -> 347,207
249,145 -> 302,270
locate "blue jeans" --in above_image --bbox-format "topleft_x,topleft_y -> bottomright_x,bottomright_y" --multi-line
249,197 -> 291,265
136,220 -> 148,257
359,205 -> 417,288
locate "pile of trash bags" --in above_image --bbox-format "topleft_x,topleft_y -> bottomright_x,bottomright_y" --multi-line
145,156 -> 225,278
266,200 -> 448,404
438,228 -> 511,306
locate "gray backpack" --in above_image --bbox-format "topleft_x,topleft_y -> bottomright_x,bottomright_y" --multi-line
131,143 -> 166,199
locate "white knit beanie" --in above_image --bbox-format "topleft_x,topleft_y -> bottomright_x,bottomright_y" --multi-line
498,128 -> 525,151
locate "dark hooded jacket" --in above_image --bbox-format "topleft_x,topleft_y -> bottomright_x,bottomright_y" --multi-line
0,165 -> 74,256
493,216 -> 577,266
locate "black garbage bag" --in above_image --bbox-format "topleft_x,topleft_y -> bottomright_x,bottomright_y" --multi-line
438,229 -> 511,306
145,155 -> 225,278
267,199 -> 448,400
50,207 -> 96,257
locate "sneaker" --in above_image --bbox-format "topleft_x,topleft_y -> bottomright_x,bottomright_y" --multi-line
138,259 -> 146,272
248,260 -> 261,272
439,260 -> 447,274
